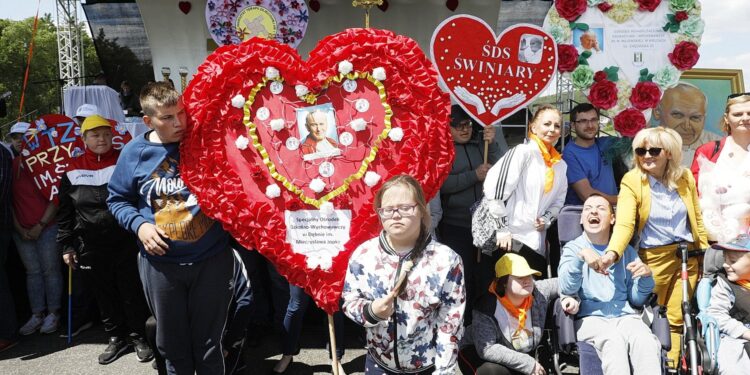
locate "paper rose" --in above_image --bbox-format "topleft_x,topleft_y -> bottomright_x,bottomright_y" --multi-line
549,24 -> 572,44
630,81 -> 662,110
338,60 -> 353,75
388,127 -> 404,142
349,118 -> 367,132
669,0 -> 696,12
557,45 -> 579,73
588,79 -> 618,109
678,17 -> 705,38
269,118 -> 285,132
554,0 -> 587,22
597,2 -> 613,12
593,71 -> 608,82
675,11 -> 689,22
635,0 -> 661,12
294,85 -> 309,97
653,65 -> 681,89
571,65 -> 595,90
372,67 -> 386,81
320,201 -> 334,216
363,171 -> 381,187
235,135 -> 250,150
668,41 -> 700,70
231,94 -> 245,109
614,108 -> 646,138
309,178 -> 326,193
265,66 -> 280,80
265,184 -> 281,199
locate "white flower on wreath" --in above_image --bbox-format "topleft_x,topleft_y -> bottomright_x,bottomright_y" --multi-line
265,66 -> 280,80
319,201 -> 334,216
265,184 -> 281,199
653,65 -> 681,89
270,118 -> 285,132
388,127 -> 404,142
338,60 -> 353,75
549,24 -> 572,44
372,67 -> 386,81
678,17 -> 705,39
310,178 -> 326,193
235,135 -> 250,150
231,94 -> 245,109
364,171 -> 381,187
295,85 -> 309,97
349,118 -> 367,132
587,0 -> 605,6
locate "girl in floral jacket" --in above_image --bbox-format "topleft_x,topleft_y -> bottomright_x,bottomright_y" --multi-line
342,175 -> 466,375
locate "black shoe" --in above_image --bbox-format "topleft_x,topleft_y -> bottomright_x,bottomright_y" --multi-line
58,321 -> 94,338
132,336 -> 154,362
98,336 -> 129,365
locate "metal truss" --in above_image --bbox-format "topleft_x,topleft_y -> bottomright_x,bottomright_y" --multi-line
56,0 -> 84,93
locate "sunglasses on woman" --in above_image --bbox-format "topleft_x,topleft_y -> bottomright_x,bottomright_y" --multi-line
634,147 -> 663,157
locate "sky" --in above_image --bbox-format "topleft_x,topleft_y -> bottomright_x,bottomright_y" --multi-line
1,0 -> 749,89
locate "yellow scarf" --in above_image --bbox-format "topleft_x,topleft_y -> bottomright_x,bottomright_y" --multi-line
737,279 -> 750,291
490,280 -> 534,335
528,133 -> 562,193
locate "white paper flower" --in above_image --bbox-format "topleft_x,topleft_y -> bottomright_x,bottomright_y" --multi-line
372,67 -> 386,81
21,149 -> 30,157
388,127 -> 404,142
310,178 -> 326,193
338,60 -> 353,75
51,130 -> 59,138
269,118 -> 285,132
295,85 -> 309,97
265,66 -> 280,80
306,254 -> 332,271
231,94 -> 245,109
265,184 -> 281,199
320,201 -> 334,216
364,171 -> 381,187
235,135 -> 250,150
349,118 -> 367,132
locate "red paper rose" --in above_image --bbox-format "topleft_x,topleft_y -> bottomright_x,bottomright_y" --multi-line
593,71 -> 608,82
614,108 -> 647,138
629,81 -> 662,110
557,44 -> 579,73
669,41 -> 700,70
635,0 -> 661,12
555,0 -> 587,21
675,11 -> 689,22
597,2 -> 613,12
587,79 -> 618,109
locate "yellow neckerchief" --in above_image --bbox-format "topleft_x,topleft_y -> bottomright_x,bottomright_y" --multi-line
737,279 -> 750,291
528,133 -> 561,193
489,280 -> 534,335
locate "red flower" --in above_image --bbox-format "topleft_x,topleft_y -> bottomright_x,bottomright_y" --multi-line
250,164 -> 263,178
593,71 -> 608,82
587,80 -> 618,109
675,11 -> 689,22
629,81 -> 662,110
668,41 -> 700,70
555,0 -> 587,21
614,108 -> 647,138
597,2 -> 613,12
635,0 -> 661,12
285,199 -> 303,211
557,44 -> 579,73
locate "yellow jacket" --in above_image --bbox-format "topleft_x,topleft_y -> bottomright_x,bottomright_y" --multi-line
606,168 -> 708,257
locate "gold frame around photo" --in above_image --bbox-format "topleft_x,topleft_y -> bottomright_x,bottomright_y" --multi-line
681,68 -> 745,93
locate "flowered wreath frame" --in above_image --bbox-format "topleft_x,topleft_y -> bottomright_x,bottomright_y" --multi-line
545,0 -> 704,137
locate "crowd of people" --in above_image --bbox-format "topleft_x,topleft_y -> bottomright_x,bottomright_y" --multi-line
1,81 -> 750,375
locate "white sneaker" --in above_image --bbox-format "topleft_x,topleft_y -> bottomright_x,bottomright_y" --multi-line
40,313 -> 60,334
19,314 -> 44,336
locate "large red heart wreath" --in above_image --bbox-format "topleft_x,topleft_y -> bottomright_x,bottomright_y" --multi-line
181,29 -> 454,313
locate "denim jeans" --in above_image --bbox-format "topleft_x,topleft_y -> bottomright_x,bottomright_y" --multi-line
12,225 -> 62,314
0,231 -> 18,339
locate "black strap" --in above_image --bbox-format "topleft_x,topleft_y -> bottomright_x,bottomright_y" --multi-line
710,140 -> 721,159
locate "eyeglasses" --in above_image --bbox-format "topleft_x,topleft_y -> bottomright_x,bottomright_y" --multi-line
728,92 -> 750,100
376,204 -> 418,219
452,120 -> 473,131
634,147 -> 663,157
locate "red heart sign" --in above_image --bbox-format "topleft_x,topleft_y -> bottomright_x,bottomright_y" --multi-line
182,29 -> 454,313
431,15 -> 557,127
178,1 -> 191,15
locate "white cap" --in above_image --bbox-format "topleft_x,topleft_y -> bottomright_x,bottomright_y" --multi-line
9,122 -> 30,134
75,103 -> 99,118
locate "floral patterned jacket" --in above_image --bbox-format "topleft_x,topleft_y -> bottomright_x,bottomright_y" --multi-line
342,233 -> 465,374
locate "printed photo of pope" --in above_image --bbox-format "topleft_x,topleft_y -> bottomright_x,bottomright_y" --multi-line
298,104 -> 341,161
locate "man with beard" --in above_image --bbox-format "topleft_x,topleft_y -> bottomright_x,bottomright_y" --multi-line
563,103 -> 618,205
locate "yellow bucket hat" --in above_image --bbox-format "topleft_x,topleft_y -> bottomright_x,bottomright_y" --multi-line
494,253 -> 542,278
80,115 -> 112,134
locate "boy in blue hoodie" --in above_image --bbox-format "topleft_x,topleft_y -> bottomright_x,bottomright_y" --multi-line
558,194 -> 660,375
107,82 -> 233,375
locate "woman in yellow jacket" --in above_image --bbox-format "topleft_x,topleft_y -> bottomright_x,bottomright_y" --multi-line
597,126 -> 708,367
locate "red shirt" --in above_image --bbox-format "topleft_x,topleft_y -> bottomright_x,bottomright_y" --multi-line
12,157 -> 53,230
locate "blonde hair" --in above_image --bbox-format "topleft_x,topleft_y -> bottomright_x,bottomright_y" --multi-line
374,174 -> 431,242
140,82 -> 181,116
721,94 -> 750,134
632,127 -> 684,189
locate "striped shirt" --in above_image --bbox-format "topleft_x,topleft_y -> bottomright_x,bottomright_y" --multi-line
640,175 -> 694,248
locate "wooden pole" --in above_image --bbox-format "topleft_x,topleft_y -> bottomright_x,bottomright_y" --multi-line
328,314 -> 340,375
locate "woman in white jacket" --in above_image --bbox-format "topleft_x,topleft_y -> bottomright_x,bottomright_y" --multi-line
474,104 -> 567,278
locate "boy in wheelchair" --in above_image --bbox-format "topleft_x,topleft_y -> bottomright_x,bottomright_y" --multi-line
706,234 -> 750,374
558,194 -> 662,374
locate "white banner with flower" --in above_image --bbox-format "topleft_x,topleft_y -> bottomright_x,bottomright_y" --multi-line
544,0 -> 703,137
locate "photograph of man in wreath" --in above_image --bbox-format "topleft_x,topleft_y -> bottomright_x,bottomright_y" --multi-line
297,104 -> 341,161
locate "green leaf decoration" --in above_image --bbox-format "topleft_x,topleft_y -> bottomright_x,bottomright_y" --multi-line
581,51 -> 592,59
570,22 -> 590,31
603,66 -> 619,82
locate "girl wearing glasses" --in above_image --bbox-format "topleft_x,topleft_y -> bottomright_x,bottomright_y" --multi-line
474,104 -> 567,279
602,126 -> 707,367
342,175 -> 465,375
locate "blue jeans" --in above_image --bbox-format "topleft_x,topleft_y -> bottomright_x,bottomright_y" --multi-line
0,231 -> 18,340
12,225 -> 62,314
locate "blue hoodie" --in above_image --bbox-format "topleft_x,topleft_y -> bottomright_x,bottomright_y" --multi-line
558,234 -> 654,318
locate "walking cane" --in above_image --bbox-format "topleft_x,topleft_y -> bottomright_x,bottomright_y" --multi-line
67,265 -> 72,344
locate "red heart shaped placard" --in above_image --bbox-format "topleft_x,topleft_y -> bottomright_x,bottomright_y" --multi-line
178,1 -> 191,15
182,29 -> 454,313
431,15 -> 557,127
